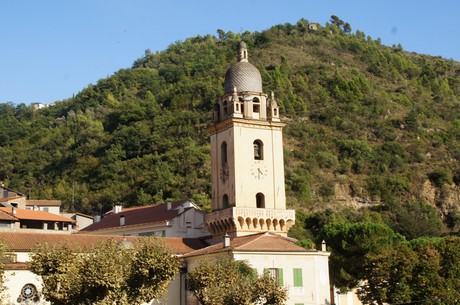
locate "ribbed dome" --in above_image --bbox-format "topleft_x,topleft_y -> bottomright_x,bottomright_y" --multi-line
224,41 -> 263,94
224,61 -> 262,94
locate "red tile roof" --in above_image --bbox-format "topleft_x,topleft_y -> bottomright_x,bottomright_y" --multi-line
0,210 -> 18,221
0,232 -> 208,255
0,208 -> 75,223
82,200 -> 196,232
183,232 -> 317,258
26,200 -> 61,207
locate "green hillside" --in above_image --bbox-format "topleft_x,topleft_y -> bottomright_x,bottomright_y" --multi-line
2,18 -> 460,236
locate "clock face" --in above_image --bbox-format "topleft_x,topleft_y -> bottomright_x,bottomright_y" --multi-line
251,163 -> 268,180
220,164 -> 229,182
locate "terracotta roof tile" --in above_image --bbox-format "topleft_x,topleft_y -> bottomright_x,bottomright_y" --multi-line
0,208 -> 75,223
183,232 -> 316,258
26,200 -> 61,207
0,232 -> 207,255
82,200 -> 194,232
0,210 -> 18,221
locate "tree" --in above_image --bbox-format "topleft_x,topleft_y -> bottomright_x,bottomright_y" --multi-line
30,237 -> 180,305
358,243 -> 418,305
186,257 -> 287,305
359,237 -> 460,305
320,222 -> 405,290
0,242 -> 7,303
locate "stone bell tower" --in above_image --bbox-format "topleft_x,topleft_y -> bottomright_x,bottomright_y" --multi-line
205,42 -> 295,237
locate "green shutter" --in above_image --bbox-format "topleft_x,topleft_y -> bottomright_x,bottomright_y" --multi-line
264,268 -> 269,276
293,268 -> 303,287
252,268 -> 258,276
277,268 -> 284,286
294,303 -> 304,305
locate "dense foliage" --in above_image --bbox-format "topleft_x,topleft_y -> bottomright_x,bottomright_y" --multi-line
186,257 -> 287,305
1,17 -> 460,233
30,238 -> 180,305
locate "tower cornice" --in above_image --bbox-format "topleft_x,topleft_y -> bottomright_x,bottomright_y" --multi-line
207,118 -> 286,135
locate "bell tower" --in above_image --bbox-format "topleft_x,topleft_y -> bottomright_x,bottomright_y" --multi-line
205,42 -> 295,237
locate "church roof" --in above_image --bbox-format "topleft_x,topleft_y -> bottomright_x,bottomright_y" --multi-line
182,232 -> 318,258
0,232 -> 208,255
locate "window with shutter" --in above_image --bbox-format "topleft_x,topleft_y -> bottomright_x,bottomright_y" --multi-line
293,268 -> 303,287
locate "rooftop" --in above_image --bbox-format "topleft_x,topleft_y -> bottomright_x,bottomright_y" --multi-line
183,232 -> 321,258
0,232 -> 208,255
82,200 -> 199,232
0,207 -> 75,223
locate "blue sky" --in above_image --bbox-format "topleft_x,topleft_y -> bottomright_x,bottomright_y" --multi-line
1,0 -> 459,105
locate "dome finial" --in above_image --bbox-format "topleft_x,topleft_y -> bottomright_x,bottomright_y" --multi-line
238,41 -> 248,63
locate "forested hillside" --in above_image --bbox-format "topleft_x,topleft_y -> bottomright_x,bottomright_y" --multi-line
2,18 -> 460,236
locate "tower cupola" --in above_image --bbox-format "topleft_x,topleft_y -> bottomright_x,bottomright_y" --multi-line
224,42 -> 263,94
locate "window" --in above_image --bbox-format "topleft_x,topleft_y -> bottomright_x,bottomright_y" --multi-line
213,103 -> 221,122
253,97 -> 260,113
223,100 -> 228,115
256,193 -> 265,209
253,140 -> 263,160
221,142 -> 227,166
264,268 -> 284,286
19,284 -> 39,302
186,221 -> 192,228
43,207 -> 49,212
293,268 -> 303,287
223,194 -> 229,208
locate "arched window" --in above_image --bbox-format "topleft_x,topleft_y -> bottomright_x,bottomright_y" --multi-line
213,103 -> 221,122
221,142 -> 227,166
253,97 -> 260,113
19,283 -> 39,302
223,194 -> 229,208
223,100 -> 228,115
256,193 -> 265,208
253,140 -> 263,160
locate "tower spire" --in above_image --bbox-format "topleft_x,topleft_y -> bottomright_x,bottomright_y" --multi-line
238,41 -> 248,63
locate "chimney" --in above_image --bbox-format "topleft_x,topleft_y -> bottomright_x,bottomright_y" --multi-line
223,233 -> 231,248
94,215 -> 101,223
321,240 -> 327,252
167,202 -> 172,210
113,205 -> 122,214
11,203 -> 18,215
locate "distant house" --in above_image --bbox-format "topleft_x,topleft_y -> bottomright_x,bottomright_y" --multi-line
0,207 -> 75,233
60,212 -> 94,230
0,184 -> 27,209
26,200 -> 61,215
81,200 -> 210,238
0,185 -> 75,233
308,23 -> 318,30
